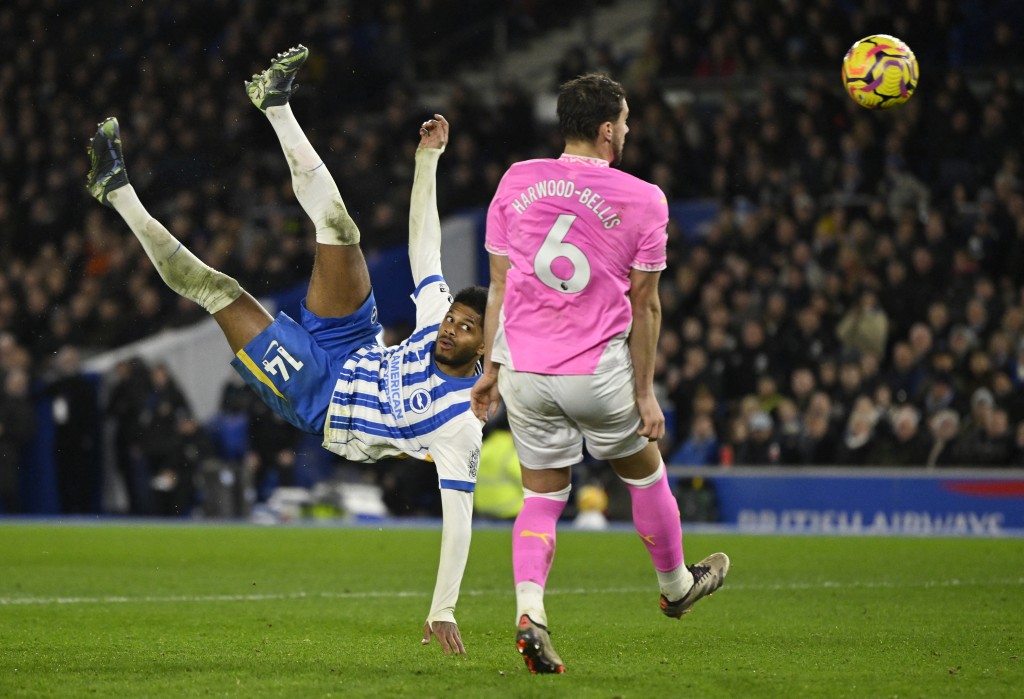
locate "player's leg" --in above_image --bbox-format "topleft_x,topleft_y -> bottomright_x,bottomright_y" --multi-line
87,118 -> 271,353
513,466 -> 569,675
608,443 -> 695,610
611,442 -> 730,617
514,466 -> 571,625
500,369 -> 576,674
246,46 -> 371,319
565,361 -> 730,618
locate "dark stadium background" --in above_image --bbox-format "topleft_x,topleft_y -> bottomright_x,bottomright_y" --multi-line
1,0 -> 1023,519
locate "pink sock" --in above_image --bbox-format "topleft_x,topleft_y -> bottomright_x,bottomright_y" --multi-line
626,467 -> 683,572
512,496 -> 567,586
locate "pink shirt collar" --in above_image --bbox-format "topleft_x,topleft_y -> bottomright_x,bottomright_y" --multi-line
558,153 -> 611,168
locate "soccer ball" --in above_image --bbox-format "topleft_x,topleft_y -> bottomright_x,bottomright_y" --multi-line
841,34 -> 918,109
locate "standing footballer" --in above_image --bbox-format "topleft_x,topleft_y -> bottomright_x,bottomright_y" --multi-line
471,73 -> 730,674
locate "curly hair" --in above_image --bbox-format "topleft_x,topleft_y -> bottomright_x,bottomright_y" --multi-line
453,285 -> 488,319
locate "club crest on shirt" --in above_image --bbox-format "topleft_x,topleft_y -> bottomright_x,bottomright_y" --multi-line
468,447 -> 480,480
408,387 -> 432,413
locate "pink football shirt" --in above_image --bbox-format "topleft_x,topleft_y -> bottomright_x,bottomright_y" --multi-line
486,154 -> 668,375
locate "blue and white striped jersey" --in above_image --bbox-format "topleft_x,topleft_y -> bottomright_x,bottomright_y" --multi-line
322,275 -> 482,491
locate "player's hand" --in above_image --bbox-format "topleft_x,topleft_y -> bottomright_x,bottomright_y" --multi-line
418,114 -> 449,150
636,393 -> 665,441
470,371 -> 501,421
422,619 -> 466,655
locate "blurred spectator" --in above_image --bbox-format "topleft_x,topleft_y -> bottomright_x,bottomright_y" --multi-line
962,387 -> 997,435
957,406 -> 1014,466
142,364 -> 194,516
735,410 -> 781,465
834,356 -> 868,419
835,396 -> 879,466
1013,340 -> 1024,388
836,287 -> 889,360
870,404 -> 930,466
669,413 -> 720,466
0,368 -> 35,513
668,343 -> 722,443
947,325 -> 978,375
885,341 -> 927,405
789,366 -> 817,412
921,372 -> 966,420
925,409 -> 963,467
908,323 -> 935,365
725,318 -> 773,401
798,406 -> 838,466
1012,421 -> 1024,466
774,398 -> 804,464
815,355 -> 840,403
157,417 -> 212,516
992,371 -> 1024,424
106,358 -> 154,515
925,300 -> 953,346
243,383 -> 303,502
46,346 -> 101,514
754,374 -> 784,415
201,374 -> 256,518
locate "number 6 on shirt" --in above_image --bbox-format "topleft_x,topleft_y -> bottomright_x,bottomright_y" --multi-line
534,214 -> 591,294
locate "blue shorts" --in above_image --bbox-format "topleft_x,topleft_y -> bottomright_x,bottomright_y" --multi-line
230,294 -> 383,434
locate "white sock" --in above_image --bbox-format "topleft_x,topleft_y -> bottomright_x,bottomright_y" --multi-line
265,104 -> 359,246
522,485 -> 572,502
108,185 -> 241,314
618,463 -> 664,488
657,564 -> 695,601
515,581 -> 547,627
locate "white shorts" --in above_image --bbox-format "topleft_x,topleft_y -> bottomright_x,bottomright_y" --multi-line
497,358 -> 647,469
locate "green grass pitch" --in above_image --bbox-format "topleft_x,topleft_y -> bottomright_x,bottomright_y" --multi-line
1,522 -> 1021,698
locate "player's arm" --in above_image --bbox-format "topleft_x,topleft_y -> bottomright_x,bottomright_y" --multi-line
421,486 -> 473,655
420,419 -> 478,655
408,115 -> 448,288
628,267 -> 666,440
470,252 -> 510,421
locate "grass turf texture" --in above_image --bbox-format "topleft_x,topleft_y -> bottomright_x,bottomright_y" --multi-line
0,523 -> 1021,698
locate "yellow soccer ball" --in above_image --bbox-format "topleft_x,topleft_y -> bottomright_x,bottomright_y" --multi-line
841,34 -> 918,109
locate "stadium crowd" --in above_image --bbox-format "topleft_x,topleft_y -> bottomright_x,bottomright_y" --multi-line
1,0 -> 1023,515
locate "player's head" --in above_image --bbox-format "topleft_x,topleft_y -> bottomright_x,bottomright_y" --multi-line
557,73 -> 628,163
434,285 -> 487,376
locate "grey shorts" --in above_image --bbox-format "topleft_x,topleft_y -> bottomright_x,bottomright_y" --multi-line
497,361 -> 647,469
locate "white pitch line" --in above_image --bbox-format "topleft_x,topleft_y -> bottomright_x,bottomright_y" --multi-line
1,577 -> 1022,607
